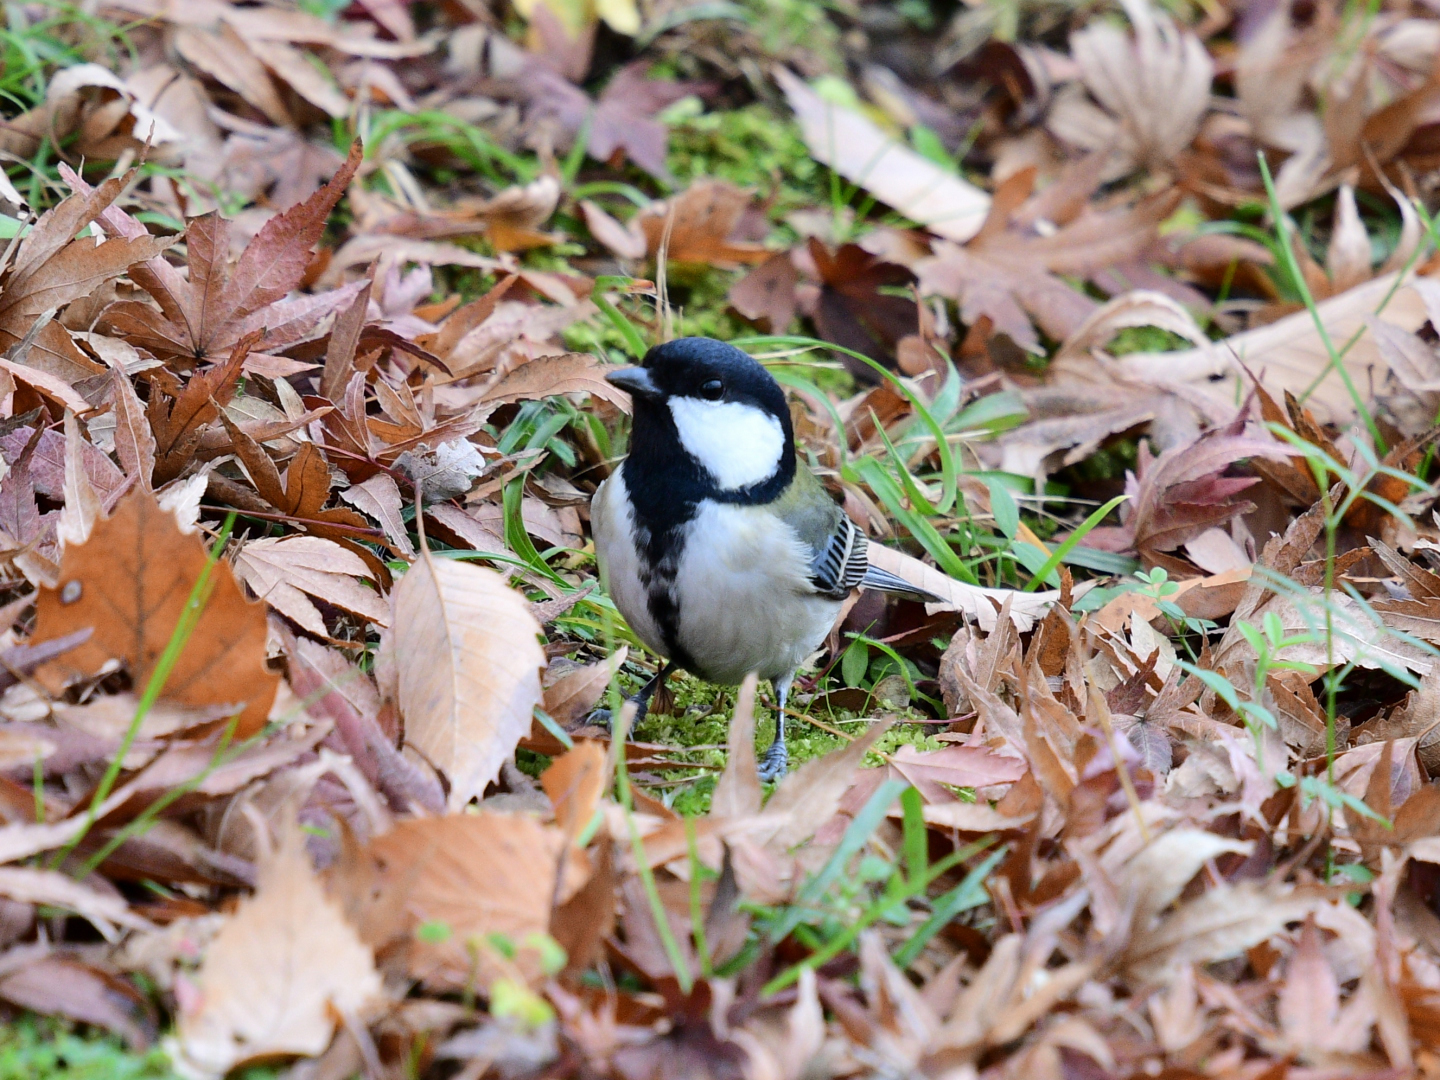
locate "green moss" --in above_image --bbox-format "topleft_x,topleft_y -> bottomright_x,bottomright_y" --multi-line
0,1019 -> 182,1080
666,103 -> 829,229
1106,325 -> 1199,355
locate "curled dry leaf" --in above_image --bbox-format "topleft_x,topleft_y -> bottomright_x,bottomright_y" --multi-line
390,554 -> 545,809
175,821 -> 380,1078
1113,271 -> 1434,426
31,486 -> 279,736
864,543 -> 1058,632
542,646 -> 626,728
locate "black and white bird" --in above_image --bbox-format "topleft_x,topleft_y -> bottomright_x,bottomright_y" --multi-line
592,336 -> 930,779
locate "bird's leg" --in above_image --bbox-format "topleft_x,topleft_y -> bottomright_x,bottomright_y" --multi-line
758,673 -> 792,781
628,662 -> 674,731
583,662 -> 672,738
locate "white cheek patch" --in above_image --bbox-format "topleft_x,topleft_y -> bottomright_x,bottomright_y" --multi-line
668,397 -> 784,490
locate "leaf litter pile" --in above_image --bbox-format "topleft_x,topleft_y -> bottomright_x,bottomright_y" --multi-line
5,0 -> 1440,1076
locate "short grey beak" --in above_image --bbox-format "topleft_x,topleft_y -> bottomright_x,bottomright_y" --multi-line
605,367 -> 660,401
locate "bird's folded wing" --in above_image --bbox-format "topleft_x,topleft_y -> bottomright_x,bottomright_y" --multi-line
809,516 -> 869,599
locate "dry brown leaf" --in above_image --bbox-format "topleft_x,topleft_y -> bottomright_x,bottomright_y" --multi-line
31,486 -> 278,736
234,535 -> 389,636
1278,916 -> 1343,1055
478,353 -> 635,411
1125,881 -> 1322,983
0,867 -> 150,940
0,955 -> 156,1049
0,172 -> 174,387
390,554 -> 545,808
541,740 -> 608,842
175,820 -> 380,1077
711,673 -> 762,821
332,812 -> 572,991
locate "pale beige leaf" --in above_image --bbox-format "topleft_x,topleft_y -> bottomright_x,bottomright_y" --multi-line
1125,881 -> 1321,983
1113,828 -> 1251,929
1113,272 -> 1431,425
339,472 -> 414,558
1065,0 -> 1213,172
1279,916 -> 1341,1053
391,555 -> 545,808
864,544 -> 1058,632
175,822 -> 379,1077
711,673 -> 762,820
1326,186 -> 1372,293
776,68 -> 989,243
235,536 -> 389,632
57,411 -> 101,550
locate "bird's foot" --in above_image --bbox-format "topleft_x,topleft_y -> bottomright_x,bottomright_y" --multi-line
581,696 -> 649,739
757,741 -> 789,782
580,707 -> 612,734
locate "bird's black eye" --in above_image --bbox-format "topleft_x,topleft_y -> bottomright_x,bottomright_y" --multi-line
699,378 -> 724,401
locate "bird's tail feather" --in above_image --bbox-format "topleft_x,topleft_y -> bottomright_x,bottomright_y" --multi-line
859,565 -> 944,604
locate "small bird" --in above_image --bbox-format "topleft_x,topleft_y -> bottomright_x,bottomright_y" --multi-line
592,336 -> 929,779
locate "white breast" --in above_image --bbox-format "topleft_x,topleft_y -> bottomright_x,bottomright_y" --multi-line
668,397 -> 784,490
673,502 -> 843,685
590,473 -> 668,659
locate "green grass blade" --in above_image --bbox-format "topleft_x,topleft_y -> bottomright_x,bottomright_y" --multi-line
1021,494 -> 1128,592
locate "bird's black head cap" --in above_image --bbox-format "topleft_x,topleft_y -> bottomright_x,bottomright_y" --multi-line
640,337 -> 791,425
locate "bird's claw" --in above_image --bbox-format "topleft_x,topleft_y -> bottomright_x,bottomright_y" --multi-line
757,741 -> 788,782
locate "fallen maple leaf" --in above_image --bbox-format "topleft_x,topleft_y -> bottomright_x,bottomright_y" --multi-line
1049,0 -> 1213,176
103,141 -> 362,367
30,486 -> 278,737
917,168 -> 1178,354
1081,424 -> 1289,573
388,553 -> 545,808
174,820 -> 380,1077
0,171 -> 174,392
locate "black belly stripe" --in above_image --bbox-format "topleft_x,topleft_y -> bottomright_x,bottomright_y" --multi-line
619,394 -> 797,679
